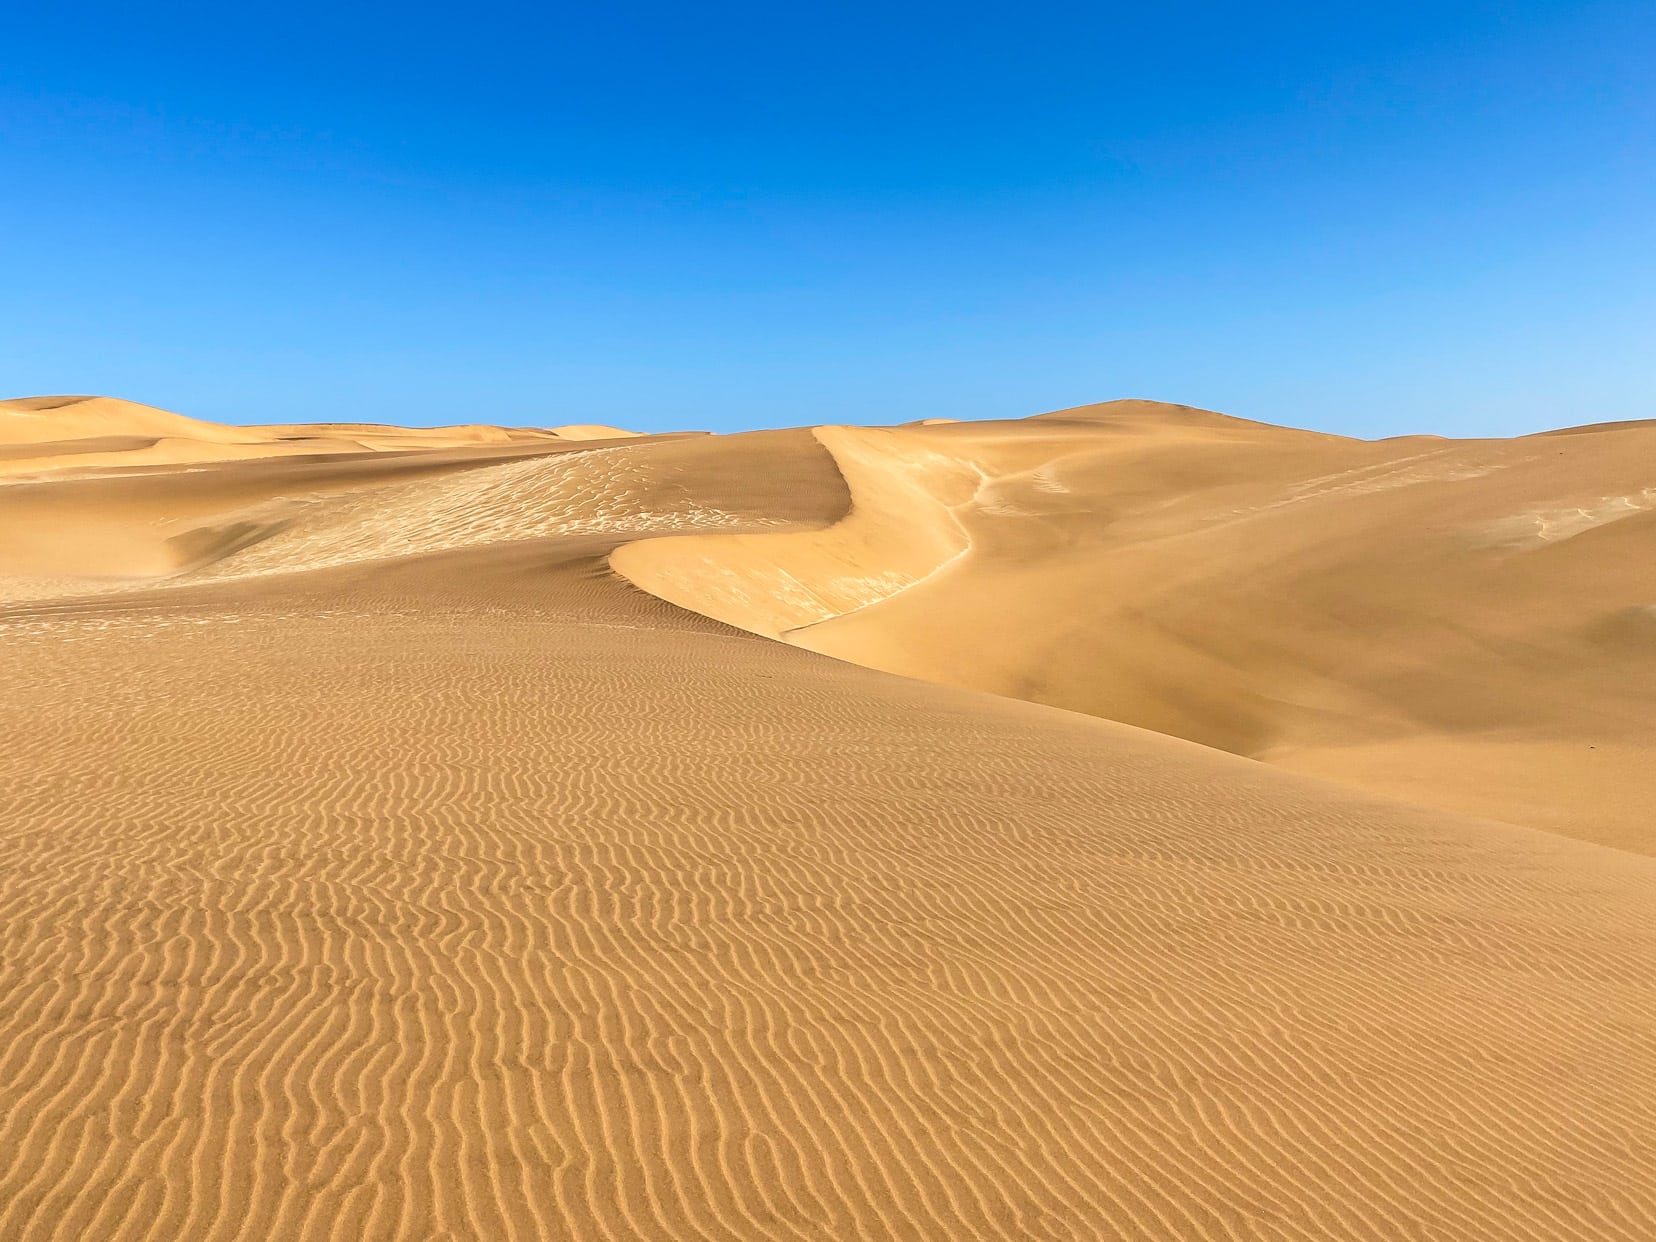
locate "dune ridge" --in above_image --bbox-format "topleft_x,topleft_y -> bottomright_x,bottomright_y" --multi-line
1,397 -> 1654,1240
0,395 -> 645,478
0,395 -> 269,445
614,401 -> 1656,853
611,425 -> 975,636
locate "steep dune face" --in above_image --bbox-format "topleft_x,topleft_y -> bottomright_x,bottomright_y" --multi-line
613,401 -> 1656,851
610,425 -> 971,637
2,398 -> 1655,1240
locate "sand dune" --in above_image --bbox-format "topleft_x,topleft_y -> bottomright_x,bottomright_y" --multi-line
0,395 -> 269,445
0,395 -> 642,478
618,401 -> 1656,853
2,397 -> 1654,1240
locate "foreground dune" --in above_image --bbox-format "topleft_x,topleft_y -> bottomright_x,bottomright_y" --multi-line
2,398 -> 1654,1240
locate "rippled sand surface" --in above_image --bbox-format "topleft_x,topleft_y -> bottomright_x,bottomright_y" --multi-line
2,398 -> 1654,1240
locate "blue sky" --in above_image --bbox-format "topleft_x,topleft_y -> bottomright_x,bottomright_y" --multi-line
3,2 -> 1652,436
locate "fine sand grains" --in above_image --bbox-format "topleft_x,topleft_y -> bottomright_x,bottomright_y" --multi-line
1,545 -> 1655,1241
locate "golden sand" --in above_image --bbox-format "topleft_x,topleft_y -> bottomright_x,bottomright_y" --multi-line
2,395 -> 1653,1240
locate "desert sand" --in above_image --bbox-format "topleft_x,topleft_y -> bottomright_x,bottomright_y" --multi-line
1,394 -> 1653,1240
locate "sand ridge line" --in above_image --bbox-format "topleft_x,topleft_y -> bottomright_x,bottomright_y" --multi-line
608,408 -> 1656,852
610,423 -> 1076,640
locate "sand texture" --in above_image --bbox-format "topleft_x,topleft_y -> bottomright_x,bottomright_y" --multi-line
2,396 -> 1654,1240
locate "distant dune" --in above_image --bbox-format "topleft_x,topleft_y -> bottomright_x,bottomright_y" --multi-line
0,394 -> 268,445
0,394 -> 642,477
2,396 -> 1653,1240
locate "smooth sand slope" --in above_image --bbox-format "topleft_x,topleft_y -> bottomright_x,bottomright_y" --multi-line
616,401 -> 1656,852
1,398 -> 1654,1241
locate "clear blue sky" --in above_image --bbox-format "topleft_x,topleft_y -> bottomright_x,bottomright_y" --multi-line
3,2 -> 1652,436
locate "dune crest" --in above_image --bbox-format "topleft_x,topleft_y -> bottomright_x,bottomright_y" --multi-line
613,403 -> 1656,852
611,425 -> 975,636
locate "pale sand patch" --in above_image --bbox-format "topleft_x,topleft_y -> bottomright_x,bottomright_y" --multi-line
1476,487 -> 1656,547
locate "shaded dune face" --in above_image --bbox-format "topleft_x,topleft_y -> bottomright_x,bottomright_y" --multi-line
2,397 -> 1655,1241
615,402 -> 1656,853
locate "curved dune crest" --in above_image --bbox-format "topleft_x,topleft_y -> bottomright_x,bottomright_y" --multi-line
611,425 -> 974,637
613,409 -> 1656,852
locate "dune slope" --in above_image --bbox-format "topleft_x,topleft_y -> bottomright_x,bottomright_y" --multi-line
616,401 -> 1656,852
1,401 -> 1654,1240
